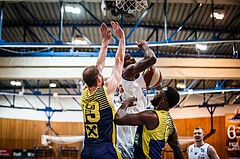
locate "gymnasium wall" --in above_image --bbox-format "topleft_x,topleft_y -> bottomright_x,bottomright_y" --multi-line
0,118 -> 84,158
0,116 -> 226,159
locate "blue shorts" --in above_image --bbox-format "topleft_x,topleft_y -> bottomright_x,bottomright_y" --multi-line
81,142 -> 122,159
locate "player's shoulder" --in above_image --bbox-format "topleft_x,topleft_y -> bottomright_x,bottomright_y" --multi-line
122,64 -> 136,79
123,64 -> 134,73
207,144 -> 215,150
141,110 -> 158,118
187,144 -> 194,149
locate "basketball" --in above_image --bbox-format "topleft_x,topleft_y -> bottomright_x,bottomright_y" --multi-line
142,66 -> 162,89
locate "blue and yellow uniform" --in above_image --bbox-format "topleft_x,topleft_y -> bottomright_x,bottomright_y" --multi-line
80,86 -> 122,159
134,110 -> 174,159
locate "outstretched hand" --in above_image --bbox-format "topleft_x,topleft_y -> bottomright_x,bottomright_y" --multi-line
111,21 -> 124,39
122,97 -> 137,107
136,40 -> 148,51
100,23 -> 112,42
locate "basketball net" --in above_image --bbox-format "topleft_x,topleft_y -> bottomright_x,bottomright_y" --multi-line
116,0 -> 149,12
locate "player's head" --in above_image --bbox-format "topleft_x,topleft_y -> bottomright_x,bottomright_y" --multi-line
193,127 -> 204,142
82,66 -> 104,88
123,53 -> 136,68
150,87 -> 180,110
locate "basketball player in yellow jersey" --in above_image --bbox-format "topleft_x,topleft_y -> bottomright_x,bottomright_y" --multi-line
80,21 -> 125,159
116,40 -> 157,159
115,87 -> 184,159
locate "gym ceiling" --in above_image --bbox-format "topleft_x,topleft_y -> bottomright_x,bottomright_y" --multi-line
0,0 -> 239,109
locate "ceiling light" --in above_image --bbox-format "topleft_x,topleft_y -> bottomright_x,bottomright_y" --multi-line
74,39 -> 88,45
210,10 -> 224,20
10,81 -> 15,85
65,6 -> 72,12
74,36 -> 88,45
71,8 -> 81,14
176,83 -> 185,89
65,5 -> 80,14
10,81 -> 22,86
49,83 -> 57,88
188,89 -> 193,94
195,44 -> 207,51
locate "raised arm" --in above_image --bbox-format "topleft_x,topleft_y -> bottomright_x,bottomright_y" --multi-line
105,21 -> 125,96
167,126 -> 184,159
96,23 -> 111,73
123,40 -> 157,79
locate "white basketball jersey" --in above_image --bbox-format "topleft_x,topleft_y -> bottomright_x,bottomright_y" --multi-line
188,143 -> 210,159
118,75 -> 147,112
116,75 -> 147,158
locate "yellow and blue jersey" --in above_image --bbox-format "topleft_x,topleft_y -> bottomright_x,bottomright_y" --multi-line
134,110 -> 174,159
80,86 -> 122,159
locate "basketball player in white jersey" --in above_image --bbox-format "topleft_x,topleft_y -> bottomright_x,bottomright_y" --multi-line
116,40 -> 157,159
187,127 -> 220,159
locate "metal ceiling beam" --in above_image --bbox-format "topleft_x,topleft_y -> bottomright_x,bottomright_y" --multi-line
126,3 -> 154,41
0,0 -> 239,5
0,52 -> 237,58
3,23 -> 240,35
0,87 -> 238,113
20,3 -> 58,42
0,4 -> 3,40
168,3 -> 202,41
59,1 -> 64,42
163,0 -> 167,42
56,80 -> 80,105
79,2 -> 118,42
217,11 -> 240,38
0,38 -> 239,49
10,3 -> 42,42
74,27 -> 99,52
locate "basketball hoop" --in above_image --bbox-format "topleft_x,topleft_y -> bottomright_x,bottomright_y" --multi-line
116,0 -> 149,12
